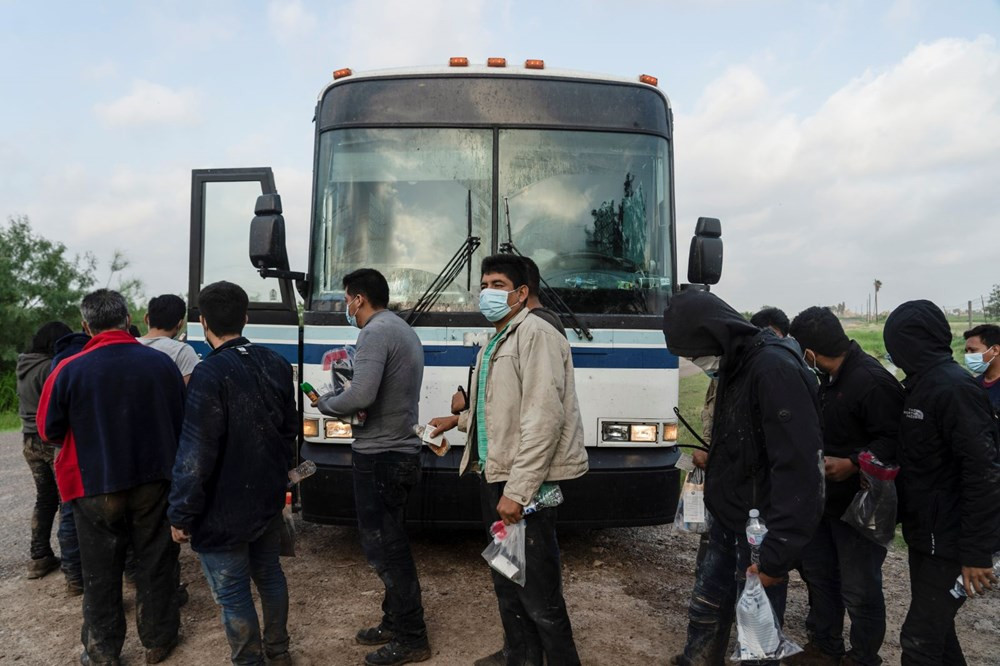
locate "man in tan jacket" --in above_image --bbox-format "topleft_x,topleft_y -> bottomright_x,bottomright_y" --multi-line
431,254 -> 588,666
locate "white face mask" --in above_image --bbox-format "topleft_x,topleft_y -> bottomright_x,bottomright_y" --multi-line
691,355 -> 722,379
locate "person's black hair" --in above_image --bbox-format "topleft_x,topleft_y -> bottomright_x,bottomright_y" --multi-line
128,325 -> 141,338
520,255 -> 542,296
80,289 -> 130,333
198,281 -> 249,337
963,323 -> 1000,348
481,254 -> 528,289
147,294 -> 187,330
342,268 -> 389,309
750,307 -> 790,337
29,321 -> 73,356
789,306 -> 851,356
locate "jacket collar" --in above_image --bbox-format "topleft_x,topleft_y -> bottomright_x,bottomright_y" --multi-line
83,329 -> 139,350
493,307 -> 531,344
207,336 -> 251,358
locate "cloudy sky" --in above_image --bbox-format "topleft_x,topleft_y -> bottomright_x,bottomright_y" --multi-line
2,0 -> 998,316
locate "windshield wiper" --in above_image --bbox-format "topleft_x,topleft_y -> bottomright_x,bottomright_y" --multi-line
405,191 -> 480,327
499,196 -> 593,341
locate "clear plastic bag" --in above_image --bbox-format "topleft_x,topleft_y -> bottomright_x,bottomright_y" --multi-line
482,520 -> 526,586
674,467 -> 709,533
731,571 -> 802,661
840,451 -> 899,547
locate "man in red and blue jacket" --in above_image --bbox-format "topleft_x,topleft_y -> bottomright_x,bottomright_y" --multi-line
38,289 -> 185,666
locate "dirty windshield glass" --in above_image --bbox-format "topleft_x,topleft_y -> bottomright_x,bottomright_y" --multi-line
499,130 -> 671,315
311,128 -> 492,312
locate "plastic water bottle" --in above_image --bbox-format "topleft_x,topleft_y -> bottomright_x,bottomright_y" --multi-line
287,460 -> 317,487
523,485 -> 564,516
949,552 -> 1000,599
746,509 -> 768,565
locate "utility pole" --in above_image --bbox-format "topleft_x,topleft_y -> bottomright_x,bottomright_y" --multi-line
969,300 -> 973,328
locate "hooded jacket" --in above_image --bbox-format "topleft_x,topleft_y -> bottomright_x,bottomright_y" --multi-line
664,290 -> 824,577
51,332 -> 91,369
16,353 -> 53,434
883,300 -> 1000,568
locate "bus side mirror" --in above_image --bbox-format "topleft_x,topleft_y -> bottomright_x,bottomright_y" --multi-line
687,217 -> 723,285
250,193 -> 290,271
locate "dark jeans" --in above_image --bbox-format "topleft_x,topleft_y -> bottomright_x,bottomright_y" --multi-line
480,480 -> 580,666
679,519 -> 788,666
199,513 -> 289,665
59,501 -> 82,584
352,450 -> 427,647
22,434 -> 60,560
799,515 -> 887,665
900,550 -> 967,666
73,481 -> 180,663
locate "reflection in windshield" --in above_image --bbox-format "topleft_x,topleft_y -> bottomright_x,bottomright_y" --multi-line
311,128 -> 492,312
500,130 -> 671,315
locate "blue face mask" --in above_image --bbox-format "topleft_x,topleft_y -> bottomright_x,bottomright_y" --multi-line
965,349 -> 996,375
479,287 -> 520,323
346,296 -> 361,329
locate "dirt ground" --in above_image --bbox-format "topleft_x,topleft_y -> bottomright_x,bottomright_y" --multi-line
1,430 -> 998,665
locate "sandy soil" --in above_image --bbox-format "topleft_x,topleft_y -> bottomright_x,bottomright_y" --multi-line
1,430 -> 998,665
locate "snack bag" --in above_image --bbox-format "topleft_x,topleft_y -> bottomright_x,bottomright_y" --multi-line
840,451 -> 899,547
731,571 -> 802,661
482,520 -> 527,586
674,467 -> 709,533
321,346 -> 366,425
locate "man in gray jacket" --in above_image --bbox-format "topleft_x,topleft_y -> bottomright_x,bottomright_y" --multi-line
432,254 -> 589,666
316,268 -> 430,666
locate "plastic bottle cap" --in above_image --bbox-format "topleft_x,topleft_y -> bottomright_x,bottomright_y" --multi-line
749,509 -> 759,518
285,491 -> 292,505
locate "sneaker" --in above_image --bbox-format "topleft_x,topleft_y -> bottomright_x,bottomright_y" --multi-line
175,582 -> 189,608
66,579 -> 84,597
782,641 -> 841,665
145,637 -> 178,664
356,625 -> 396,646
364,641 -> 431,666
27,555 -> 61,579
474,650 -> 506,666
80,651 -> 121,666
267,652 -> 293,665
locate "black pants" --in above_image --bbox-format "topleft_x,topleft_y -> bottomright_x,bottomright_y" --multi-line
900,549 -> 967,666
22,433 -> 60,560
352,450 -> 428,648
480,480 -> 580,666
73,481 -> 180,663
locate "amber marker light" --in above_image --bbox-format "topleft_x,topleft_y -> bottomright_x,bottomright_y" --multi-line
333,68 -> 353,80
487,57 -> 507,67
524,59 -> 545,70
639,74 -> 659,86
449,57 -> 469,67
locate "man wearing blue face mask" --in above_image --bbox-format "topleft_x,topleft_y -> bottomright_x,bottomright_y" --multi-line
430,254 -> 589,666
963,324 -> 1000,413
316,268 -> 430,666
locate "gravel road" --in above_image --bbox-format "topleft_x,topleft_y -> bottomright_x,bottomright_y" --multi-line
1,430 -> 998,665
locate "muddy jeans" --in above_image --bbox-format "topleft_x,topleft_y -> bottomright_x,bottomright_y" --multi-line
73,481 -> 180,663
480,480 -> 580,666
678,519 -> 788,666
199,513 -> 289,665
900,550 -> 966,666
352,450 -> 428,648
22,433 -> 60,560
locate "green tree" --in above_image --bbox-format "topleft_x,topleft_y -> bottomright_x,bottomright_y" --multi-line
988,284 -> 1000,321
0,215 -> 97,366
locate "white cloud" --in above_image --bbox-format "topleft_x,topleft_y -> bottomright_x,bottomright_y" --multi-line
94,80 -> 201,128
81,59 -> 118,81
267,0 -> 315,42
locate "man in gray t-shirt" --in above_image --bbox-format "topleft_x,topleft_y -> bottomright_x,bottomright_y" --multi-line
139,295 -> 200,384
316,269 -> 430,665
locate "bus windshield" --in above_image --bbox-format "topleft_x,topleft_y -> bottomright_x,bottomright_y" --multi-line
500,130 -> 672,315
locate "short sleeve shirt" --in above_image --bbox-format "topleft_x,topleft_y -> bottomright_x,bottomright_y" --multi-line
139,336 -> 201,377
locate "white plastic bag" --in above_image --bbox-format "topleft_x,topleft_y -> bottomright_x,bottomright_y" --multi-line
731,571 -> 802,661
674,468 -> 709,533
482,520 -> 526,586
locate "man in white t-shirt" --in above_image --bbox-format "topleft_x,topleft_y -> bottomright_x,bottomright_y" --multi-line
140,294 -> 200,384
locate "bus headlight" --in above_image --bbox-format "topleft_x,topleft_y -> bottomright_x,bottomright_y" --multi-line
630,424 -> 658,442
602,423 -> 630,442
601,422 -> 659,443
303,418 -> 319,438
325,419 -> 353,439
662,423 -> 678,442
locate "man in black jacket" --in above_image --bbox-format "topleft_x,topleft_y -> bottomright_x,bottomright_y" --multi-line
789,306 -> 903,666
169,281 -> 297,666
664,290 -> 824,666
883,300 -> 1000,665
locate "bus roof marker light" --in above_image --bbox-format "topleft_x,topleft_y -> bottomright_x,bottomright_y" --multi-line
333,68 -> 353,80
639,74 -> 658,86
449,57 -> 469,67
524,59 -> 545,70
487,57 -> 507,68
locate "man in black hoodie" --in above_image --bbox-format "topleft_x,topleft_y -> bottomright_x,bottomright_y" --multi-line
664,290 -> 824,666
789,306 -> 903,666
883,300 -> 1000,665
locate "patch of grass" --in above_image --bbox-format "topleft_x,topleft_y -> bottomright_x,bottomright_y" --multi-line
0,411 -> 21,432
677,370 -> 710,447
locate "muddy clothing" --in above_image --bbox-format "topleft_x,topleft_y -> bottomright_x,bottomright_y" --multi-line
663,290 -> 824,579
23,434 -> 60,560
899,550 -> 967,665
169,337 -> 296,552
883,300 -> 1000,569
818,340 -> 903,519
16,352 -> 52,434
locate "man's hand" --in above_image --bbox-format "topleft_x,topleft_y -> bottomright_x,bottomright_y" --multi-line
429,415 -> 459,438
962,565 -> 998,597
497,495 -> 524,526
450,387 -> 468,415
823,456 -> 858,482
692,449 -> 708,469
747,564 -> 786,588
171,526 -> 191,544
